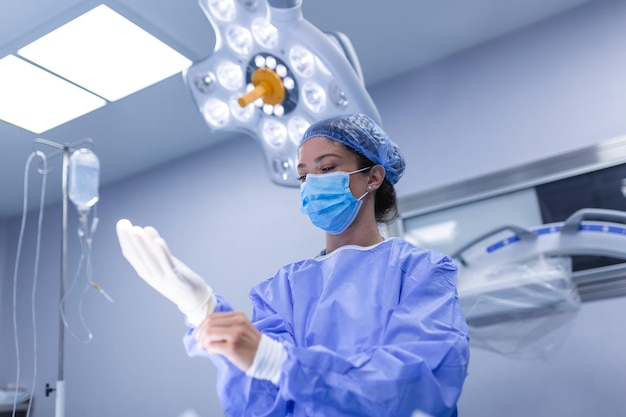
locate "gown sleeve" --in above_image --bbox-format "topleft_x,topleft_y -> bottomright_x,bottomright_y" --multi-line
184,252 -> 470,417
183,294 -> 291,416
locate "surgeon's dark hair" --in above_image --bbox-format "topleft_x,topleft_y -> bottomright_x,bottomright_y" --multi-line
352,149 -> 399,225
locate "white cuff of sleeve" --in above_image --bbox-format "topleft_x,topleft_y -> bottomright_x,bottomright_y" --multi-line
181,291 -> 217,327
246,334 -> 287,385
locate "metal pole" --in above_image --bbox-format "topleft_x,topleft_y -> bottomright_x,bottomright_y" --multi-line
55,147 -> 69,417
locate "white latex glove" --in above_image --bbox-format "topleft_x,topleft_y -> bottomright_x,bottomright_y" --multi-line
116,219 -> 216,326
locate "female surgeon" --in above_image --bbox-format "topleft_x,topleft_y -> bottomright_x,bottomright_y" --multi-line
116,114 -> 470,417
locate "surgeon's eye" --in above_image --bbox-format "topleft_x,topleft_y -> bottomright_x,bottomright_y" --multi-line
298,174 -> 307,183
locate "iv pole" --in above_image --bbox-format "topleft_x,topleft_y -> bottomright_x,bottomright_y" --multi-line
34,138 -> 93,417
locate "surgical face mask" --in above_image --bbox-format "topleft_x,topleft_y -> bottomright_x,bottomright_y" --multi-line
300,167 -> 371,234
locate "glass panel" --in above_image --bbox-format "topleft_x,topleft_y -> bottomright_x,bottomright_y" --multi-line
403,188 -> 542,261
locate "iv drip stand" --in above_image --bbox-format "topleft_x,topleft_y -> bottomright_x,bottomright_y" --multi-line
56,146 -> 69,417
33,138 -> 93,417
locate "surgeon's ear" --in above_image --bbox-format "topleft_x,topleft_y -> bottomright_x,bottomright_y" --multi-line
368,165 -> 386,190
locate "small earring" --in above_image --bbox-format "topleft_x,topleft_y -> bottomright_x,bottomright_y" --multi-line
368,185 -> 372,190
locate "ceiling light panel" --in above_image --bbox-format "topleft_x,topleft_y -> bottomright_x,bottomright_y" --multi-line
0,55 -> 106,134
17,4 -> 192,102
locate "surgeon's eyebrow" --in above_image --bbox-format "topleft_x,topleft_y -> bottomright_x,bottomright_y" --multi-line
297,153 -> 343,169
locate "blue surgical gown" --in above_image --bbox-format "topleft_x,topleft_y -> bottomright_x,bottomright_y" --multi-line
184,238 -> 470,417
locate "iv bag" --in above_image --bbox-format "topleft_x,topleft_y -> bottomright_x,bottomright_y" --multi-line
69,148 -> 100,212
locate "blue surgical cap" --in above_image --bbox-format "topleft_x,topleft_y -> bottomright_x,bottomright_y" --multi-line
300,114 -> 406,184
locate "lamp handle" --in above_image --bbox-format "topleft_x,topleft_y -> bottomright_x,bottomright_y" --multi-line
451,225 -> 536,266
561,208 -> 626,234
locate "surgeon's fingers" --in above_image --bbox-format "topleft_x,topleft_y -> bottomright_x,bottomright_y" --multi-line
140,225 -> 180,273
132,225 -> 171,279
196,311 -> 261,371
151,233 -> 180,274
115,219 -> 136,258
116,218 -> 133,232
116,219 -> 165,281
116,220 -> 151,276
143,226 -> 161,241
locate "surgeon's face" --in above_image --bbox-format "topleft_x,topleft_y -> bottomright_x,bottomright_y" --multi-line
297,136 -> 361,182
297,136 -> 370,200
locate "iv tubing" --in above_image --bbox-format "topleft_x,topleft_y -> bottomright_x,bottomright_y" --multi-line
12,151 -> 47,417
59,209 -> 97,343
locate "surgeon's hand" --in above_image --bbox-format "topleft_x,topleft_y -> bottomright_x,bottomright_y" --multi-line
196,311 -> 262,372
116,219 -> 216,326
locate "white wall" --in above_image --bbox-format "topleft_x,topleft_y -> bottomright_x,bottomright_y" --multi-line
2,0 -> 626,416
372,0 -> 626,200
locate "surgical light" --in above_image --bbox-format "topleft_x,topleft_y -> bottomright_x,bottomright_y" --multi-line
216,61 -> 245,90
208,0 -> 237,22
252,18 -> 279,49
203,99 -> 231,127
301,81 -> 326,113
289,45 -> 315,77
288,116 -> 310,145
226,25 -> 254,55
262,119 -> 288,148
184,0 -> 380,187
230,95 -> 256,121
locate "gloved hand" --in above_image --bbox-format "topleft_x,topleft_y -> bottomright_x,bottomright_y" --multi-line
116,219 -> 216,326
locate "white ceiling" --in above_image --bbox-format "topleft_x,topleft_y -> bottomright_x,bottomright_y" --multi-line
0,0 -> 593,218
